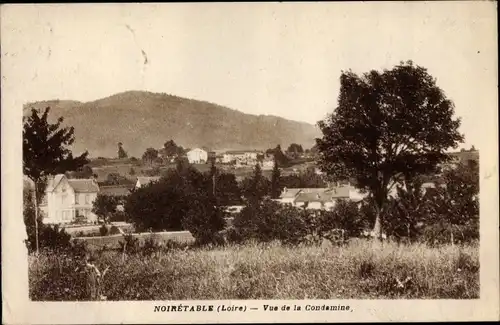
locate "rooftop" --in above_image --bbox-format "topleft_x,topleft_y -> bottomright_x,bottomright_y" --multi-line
293,187 -> 351,203
67,179 -> 100,193
99,185 -> 134,197
225,150 -> 262,155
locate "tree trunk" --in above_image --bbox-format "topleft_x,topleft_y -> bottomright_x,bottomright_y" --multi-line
372,203 -> 385,242
34,185 -> 40,255
372,210 -> 382,238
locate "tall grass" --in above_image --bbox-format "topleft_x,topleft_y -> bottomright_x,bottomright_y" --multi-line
29,239 -> 479,300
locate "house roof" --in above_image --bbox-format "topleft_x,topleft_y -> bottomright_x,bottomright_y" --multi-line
225,150 -> 261,155
294,192 -> 332,203
296,187 -> 351,203
188,148 -> 206,153
280,187 -> 334,199
99,185 -> 134,197
67,179 -> 100,193
327,186 -> 352,198
45,174 -> 98,193
46,174 -> 65,192
280,188 -> 303,199
136,176 -> 161,186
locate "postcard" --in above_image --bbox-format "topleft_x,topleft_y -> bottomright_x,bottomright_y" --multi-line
1,2 -> 499,323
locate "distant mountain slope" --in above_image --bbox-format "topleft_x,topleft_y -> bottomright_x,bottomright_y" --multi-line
24,91 -> 321,158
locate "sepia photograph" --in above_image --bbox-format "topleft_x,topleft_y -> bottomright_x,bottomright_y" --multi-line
2,2 -> 499,323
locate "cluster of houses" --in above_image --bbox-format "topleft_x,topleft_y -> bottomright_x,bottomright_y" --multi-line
26,173 -> 440,226
24,148 -> 478,227
181,148 -> 275,169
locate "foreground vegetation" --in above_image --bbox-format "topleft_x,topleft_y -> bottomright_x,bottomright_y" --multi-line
29,239 -> 479,301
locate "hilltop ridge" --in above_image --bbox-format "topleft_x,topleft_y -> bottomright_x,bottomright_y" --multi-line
24,91 -> 320,157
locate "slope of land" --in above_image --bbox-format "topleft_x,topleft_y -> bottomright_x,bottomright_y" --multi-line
24,91 -> 320,157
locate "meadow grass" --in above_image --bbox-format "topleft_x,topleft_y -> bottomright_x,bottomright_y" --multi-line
29,239 -> 479,301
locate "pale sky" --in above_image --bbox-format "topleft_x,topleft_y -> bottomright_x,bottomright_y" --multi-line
1,2 -> 497,149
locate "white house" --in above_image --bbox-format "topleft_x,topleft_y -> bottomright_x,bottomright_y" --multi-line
135,176 -> 161,189
187,148 -> 208,164
41,174 -> 100,224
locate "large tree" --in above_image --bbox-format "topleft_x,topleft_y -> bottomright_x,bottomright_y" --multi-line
316,61 -> 463,239
23,107 -> 89,253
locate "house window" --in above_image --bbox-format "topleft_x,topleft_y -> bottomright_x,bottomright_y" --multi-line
75,194 -> 79,204
85,194 -> 90,204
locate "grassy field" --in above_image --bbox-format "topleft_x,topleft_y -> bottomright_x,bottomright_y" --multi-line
29,239 -> 479,300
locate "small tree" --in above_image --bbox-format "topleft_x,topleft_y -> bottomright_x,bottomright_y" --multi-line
23,107 -> 89,253
142,147 -> 159,166
105,173 -> 122,185
92,194 -> 119,224
241,163 -> 270,203
163,139 -> 185,159
215,173 -> 242,206
270,157 -> 281,199
316,61 -> 463,239
118,142 -> 128,159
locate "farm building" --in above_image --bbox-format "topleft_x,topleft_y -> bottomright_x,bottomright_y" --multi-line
187,148 -> 208,164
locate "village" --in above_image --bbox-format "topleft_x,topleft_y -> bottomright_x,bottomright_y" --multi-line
25,144 -> 479,234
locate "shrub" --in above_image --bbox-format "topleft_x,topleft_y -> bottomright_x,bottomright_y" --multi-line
232,199 -> 314,245
421,221 -> 479,247
142,234 -> 162,256
71,239 -> 89,258
73,214 -> 87,225
109,225 -> 121,235
99,224 -> 109,236
119,233 -> 140,254
26,224 -> 72,253
316,200 -> 365,239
